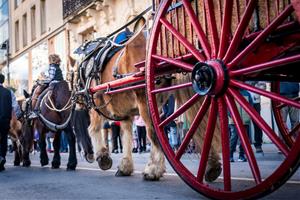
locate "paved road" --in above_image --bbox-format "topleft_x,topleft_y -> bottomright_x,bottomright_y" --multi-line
0,145 -> 299,200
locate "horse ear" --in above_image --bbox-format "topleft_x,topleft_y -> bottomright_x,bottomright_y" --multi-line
68,55 -> 76,67
23,90 -> 30,99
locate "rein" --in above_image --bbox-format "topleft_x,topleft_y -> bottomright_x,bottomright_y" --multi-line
42,91 -> 73,112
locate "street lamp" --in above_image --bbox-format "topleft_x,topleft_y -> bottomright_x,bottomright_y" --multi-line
0,40 -> 10,86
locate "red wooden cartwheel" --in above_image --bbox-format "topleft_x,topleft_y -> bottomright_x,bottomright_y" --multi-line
146,0 -> 300,199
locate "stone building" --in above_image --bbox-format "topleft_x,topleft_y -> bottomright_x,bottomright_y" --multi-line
63,0 -> 152,59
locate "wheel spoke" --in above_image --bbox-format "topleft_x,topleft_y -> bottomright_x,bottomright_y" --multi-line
227,5 -> 294,69
229,54 -> 300,77
224,93 -> 262,184
228,88 -> 290,156
175,96 -> 211,160
182,0 -> 211,59
218,0 -> 234,59
217,97 -> 231,191
152,54 -> 194,72
160,18 -> 205,62
159,93 -> 200,128
197,98 -> 218,182
276,97 -> 300,109
152,82 -> 192,94
223,0 -> 257,63
230,80 -> 300,109
204,0 -> 219,58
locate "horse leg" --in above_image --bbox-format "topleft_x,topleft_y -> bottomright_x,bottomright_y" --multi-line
39,129 -> 49,166
115,120 -> 134,176
13,141 -> 21,166
72,110 -> 94,163
205,150 -> 222,182
51,131 -> 61,169
89,110 -> 112,170
115,120 -> 133,176
22,121 -> 34,167
192,119 -> 222,182
13,141 -> 20,166
137,97 -> 166,181
65,125 -> 77,170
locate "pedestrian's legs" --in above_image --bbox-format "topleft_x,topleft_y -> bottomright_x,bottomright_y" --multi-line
253,103 -> 263,149
289,106 -> 299,130
118,128 -> 122,153
46,135 -> 52,152
137,126 -> 143,152
238,125 -> 249,161
0,123 -> 9,160
281,107 -> 289,128
169,126 -> 178,150
141,126 -> 147,152
229,125 -> 238,157
111,124 -> 118,153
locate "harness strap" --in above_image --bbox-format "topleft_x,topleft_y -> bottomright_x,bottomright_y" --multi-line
112,48 -> 126,79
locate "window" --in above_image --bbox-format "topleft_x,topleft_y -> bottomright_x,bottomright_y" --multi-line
22,13 -> 27,47
40,0 -> 46,34
15,20 -> 19,51
31,6 -> 36,41
0,1 -> 8,25
14,0 -> 21,9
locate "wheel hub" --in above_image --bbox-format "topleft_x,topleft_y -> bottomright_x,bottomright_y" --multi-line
192,60 -> 227,96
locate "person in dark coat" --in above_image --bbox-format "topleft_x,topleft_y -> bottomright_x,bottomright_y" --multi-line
0,73 -> 12,171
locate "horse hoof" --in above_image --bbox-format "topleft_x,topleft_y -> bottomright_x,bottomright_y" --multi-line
143,173 -> 160,181
85,153 -> 95,163
205,165 -> 222,182
22,160 -> 31,167
51,162 -> 60,169
40,159 -> 49,167
67,162 -> 77,171
97,155 -> 112,170
115,169 -> 131,177
67,166 -> 76,171
51,165 -> 60,169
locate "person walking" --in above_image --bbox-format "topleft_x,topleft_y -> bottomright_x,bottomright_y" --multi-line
248,81 -> 266,153
134,115 -> 147,153
0,73 -> 12,171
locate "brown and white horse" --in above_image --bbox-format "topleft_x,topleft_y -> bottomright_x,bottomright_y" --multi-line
83,23 -> 222,181
86,28 -> 166,180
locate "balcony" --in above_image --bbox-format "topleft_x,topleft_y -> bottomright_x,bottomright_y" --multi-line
63,0 -> 97,19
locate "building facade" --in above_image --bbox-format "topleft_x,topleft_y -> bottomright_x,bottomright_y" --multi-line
0,0 -> 9,69
63,0 -> 152,59
6,0 -> 67,97
5,0 -> 152,97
